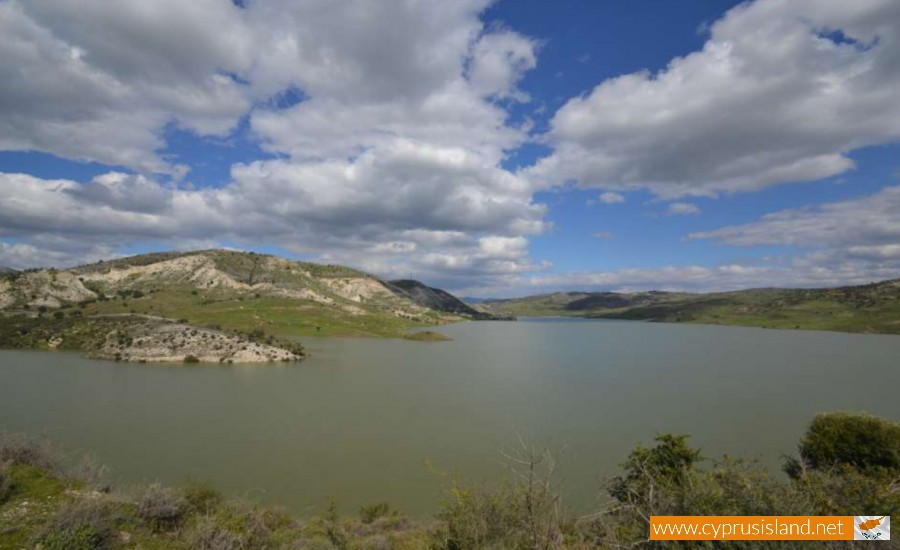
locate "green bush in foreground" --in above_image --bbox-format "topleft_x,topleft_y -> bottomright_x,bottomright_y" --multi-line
788,411 -> 900,475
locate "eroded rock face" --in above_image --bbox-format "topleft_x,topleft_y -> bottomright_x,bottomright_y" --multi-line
321,277 -> 396,302
97,322 -> 301,364
80,255 -> 246,290
0,271 -> 96,309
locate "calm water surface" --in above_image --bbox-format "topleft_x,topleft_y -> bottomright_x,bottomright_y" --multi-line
1,319 -> 899,514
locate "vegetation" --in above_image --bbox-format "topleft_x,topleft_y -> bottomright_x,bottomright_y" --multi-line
0,314 -> 304,363
0,250 -> 488,362
403,330 -> 452,342
479,279 -> 900,335
1,411 -> 897,549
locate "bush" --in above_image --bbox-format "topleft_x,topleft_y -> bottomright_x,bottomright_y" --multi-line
184,354 -> 201,363
609,434 -> 702,504
432,446 -> 562,550
190,501 -> 281,549
0,433 -> 60,472
35,500 -> 118,550
136,482 -> 187,531
0,460 -> 14,504
182,515 -> 243,550
182,479 -> 223,515
788,412 -> 900,476
323,499 -> 349,549
359,501 -> 391,524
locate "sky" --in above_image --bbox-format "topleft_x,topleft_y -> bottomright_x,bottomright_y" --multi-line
1,0 -> 899,297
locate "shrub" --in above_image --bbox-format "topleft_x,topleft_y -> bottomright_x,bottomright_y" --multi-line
136,482 -> 188,531
609,434 -> 702,504
191,502 -> 280,549
184,354 -> 201,363
0,433 -> 60,472
323,499 -> 349,549
0,460 -> 14,504
787,412 -> 900,476
433,445 -> 563,550
359,501 -> 391,524
182,515 -> 243,550
796,465 -> 900,516
35,499 -> 118,550
182,479 -> 223,515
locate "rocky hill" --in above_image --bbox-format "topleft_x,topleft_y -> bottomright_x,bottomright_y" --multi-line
0,249 -> 484,362
479,280 -> 900,335
388,279 -> 510,320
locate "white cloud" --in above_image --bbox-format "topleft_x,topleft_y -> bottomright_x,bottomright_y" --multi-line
0,0 -> 253,173
0,0 -> 549,290
467,28 -> 538,101
690,186 -> 900,248
598,192 -> 625,204
519,260 -> 900,295
666,202 -> 701,216
526,0 -> 900,198
592,231 -> 614,240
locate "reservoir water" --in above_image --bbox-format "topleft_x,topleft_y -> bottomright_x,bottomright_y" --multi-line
1,318 -> 898,515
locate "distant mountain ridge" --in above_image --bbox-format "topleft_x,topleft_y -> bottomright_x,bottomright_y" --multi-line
478,280 -> 900,335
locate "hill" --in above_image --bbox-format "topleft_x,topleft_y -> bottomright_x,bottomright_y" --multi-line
477,290 -> 685,317
388,279 -> 510,320
479,280 -> 900,335
0,250 -> 484,361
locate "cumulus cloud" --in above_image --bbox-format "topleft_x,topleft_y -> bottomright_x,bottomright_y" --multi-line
0,0 -> 253,173
666,202 -> 701,216
526,0 -> 900,198
0,0 -> 548,289
0,155 -> 546,287
3,0 -> 899,295
691,185 -> 900,262
598,192 -> 625,204
519,259 -> 900,296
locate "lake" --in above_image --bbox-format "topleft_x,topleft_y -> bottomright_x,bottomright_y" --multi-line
1,318 -> 899,515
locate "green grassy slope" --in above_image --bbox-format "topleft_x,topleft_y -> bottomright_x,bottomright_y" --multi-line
0,250 -> 456,342
481,280 -> 900,335
0,250 -> 481,361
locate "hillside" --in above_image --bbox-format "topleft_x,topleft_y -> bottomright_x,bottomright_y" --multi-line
388,279 -> 511,320
0,250 -> 480,361
479,280 -> 900,335
478,290 -> 685,317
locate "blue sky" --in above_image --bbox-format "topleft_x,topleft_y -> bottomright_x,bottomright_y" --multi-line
1,0 -> 899,296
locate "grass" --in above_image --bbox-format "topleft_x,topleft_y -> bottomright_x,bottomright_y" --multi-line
482,281 -> 900,335
81,288 -> 435,338
596,292 -> 900,334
